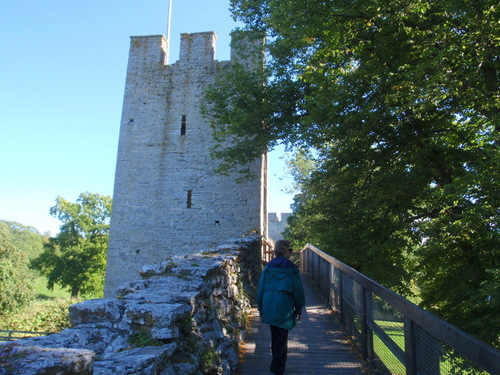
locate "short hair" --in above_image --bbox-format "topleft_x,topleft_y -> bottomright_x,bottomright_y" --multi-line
274,239 -> 291,257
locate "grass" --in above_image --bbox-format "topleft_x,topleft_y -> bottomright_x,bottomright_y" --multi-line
33,276 -> 71,300
372,321 -> 406,375
376,320 -> 405,349
371,320 -> 488,375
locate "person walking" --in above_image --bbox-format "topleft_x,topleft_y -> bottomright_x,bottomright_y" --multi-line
257,239 -> 306,375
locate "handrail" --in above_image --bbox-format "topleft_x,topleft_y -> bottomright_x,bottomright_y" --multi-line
300,244 -> 500,375
0,330 -> 52,342
262,237 -> 274,263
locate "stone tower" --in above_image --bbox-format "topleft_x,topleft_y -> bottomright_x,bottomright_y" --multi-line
104,32 -> 267,297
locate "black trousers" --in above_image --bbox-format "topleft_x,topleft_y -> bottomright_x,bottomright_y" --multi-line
270,325 -> 289,375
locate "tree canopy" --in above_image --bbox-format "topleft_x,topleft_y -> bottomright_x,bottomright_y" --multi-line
32,192 -> 112,299
0,220 -> 45,261
0,226 -> 35,315
205,0 -> 499,346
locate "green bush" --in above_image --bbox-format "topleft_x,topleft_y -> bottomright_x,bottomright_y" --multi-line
200,347 -> 218,374
0,298 -> 73,333
0,231 -> 35,315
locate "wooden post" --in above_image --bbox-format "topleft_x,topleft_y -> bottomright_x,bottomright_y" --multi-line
404,318 -> 417,375
339,269 -> 344,326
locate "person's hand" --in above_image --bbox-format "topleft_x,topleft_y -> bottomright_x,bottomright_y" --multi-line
296,314 -> 301,321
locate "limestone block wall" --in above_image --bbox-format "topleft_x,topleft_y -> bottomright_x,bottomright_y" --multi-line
105,32 -> 267,296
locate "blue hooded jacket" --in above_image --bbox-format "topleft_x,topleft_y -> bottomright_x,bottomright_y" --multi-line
257,257 -> 306,330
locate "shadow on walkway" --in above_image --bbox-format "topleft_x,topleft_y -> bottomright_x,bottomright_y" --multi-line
239,273 -> 371,374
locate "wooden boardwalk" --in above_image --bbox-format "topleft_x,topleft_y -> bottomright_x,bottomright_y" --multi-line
239,273 -> 370,375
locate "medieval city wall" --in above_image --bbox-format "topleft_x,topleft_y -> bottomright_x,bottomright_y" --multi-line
268,212 -> 292,242
104,32 -> 267,297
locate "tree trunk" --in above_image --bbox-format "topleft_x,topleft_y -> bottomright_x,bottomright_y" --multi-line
71,285 -> 80,299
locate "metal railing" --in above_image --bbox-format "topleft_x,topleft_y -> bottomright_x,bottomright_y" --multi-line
0,330 -> 51,342
300,244 -> 500,375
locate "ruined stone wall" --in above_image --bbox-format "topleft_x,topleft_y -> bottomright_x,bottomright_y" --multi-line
104,32 -> 267,297
0,235 -> 263,375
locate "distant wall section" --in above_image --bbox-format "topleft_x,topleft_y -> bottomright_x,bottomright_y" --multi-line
268,212 -> 291,242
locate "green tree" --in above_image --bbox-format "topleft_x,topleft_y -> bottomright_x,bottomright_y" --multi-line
0,227 -> 35,315
0,220 -> 45,261
32,192 -> 112,299
205,0 -> 499,345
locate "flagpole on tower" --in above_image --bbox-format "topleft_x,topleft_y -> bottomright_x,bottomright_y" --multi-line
166,0 -> 172,63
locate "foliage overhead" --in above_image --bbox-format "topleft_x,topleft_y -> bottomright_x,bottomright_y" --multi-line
205,0 -> 500,346
32,192 -> 112,299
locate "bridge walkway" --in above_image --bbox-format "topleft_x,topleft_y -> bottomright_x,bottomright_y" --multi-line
239,273 -> 370,375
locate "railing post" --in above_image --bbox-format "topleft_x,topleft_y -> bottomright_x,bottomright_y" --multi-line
339,269 -> 344,326
312,251 -> 317,282
329,263 -> 335,310
300,247 -> 305,273
306,246 -> 309,273
404,318 -> 417,375
327,262 -> 332,306
361,288 -> 374,360
361,287 -> 367,357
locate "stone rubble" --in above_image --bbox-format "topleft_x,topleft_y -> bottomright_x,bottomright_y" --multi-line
0,235 -> 262,375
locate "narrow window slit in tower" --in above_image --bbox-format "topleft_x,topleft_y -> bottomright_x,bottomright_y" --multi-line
181,115 -> 187,135
187,190 -> 192,208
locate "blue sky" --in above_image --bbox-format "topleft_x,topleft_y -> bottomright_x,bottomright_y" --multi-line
0,0 -> 294,235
